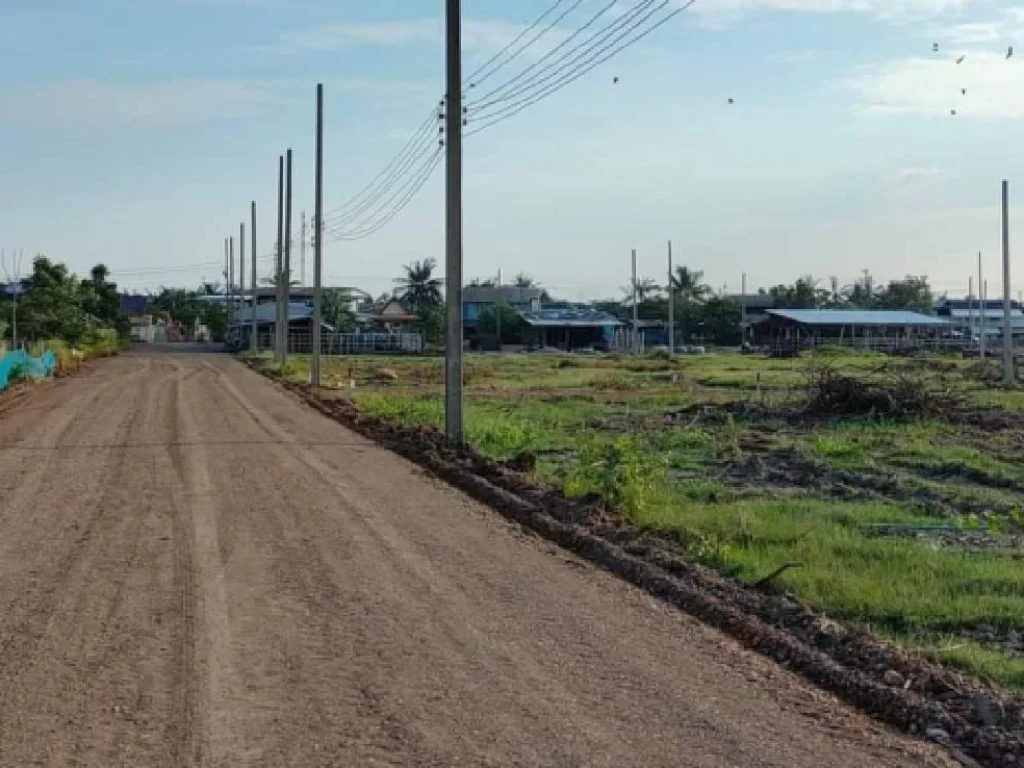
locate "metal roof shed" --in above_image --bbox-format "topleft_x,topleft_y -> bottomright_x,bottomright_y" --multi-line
519,308 -> 622,350
765,309 -> 949,328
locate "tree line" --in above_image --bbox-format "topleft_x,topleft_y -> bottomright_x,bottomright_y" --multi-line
0,256 -> 128,349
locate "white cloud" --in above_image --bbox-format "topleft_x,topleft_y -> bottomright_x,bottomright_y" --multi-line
0,77 -> 429,131
274,17 -> 552,57
276,20 -> 438,52
893,166 -> 944,183
767,48 -> 822,62
847,51 -> 1024,117
693,0 -> 973,27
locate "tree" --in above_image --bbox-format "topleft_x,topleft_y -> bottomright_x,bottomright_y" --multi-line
414,303 -> 444,346
513,273 -> 537,288
621,277 -> 662,303
395,258 -> 443,310
698,296 -> 742,345
468,278 -> 496,288
670,266 -> 709,304
874,275 -> 933,313
477,301 -> 524,344
769,276 -> 829,309
321,288 -> 358,332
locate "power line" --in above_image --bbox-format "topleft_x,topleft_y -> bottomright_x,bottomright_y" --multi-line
466,0 -> 588,90
322,150 -> 443,243
322,107 -> 438,220
467,0 -> 695,136
322,129 -> 439,229
466,0 -> 629,110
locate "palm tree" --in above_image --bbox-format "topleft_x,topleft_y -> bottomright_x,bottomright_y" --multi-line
621,277 -> 662,303
669,266 -> 709,303
394,258 -> 443,309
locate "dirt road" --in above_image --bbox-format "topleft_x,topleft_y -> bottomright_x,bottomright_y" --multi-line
0,351 -> 956,767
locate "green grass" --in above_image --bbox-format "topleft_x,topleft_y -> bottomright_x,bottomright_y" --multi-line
259,350 -> 1024,692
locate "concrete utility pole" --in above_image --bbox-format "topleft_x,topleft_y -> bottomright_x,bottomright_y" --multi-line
495,268 -> 502,345
251,201 -> 258,352
239,222 -> 246,343
741,272 -> 748,346
283,148 -> 293,365
312,84 -> 324,390
968,276 -> 974,342
444,0 -> 465,443
979,252 -> 986,360
275,154 -> 285,363
300,211 -> 307,288
631,248 -> 639,355
667,241 -> 674,357
224,238 -> 229,324
229,237 -> 234,327
1004,180 -> 1014,386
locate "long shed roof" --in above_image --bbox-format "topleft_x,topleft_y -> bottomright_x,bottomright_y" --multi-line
766,309 -> 949,327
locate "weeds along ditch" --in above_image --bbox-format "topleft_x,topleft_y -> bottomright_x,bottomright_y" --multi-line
250,349 -> 1024,765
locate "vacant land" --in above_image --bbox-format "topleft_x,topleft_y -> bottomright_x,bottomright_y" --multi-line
0,349 -> 961,767
264,349 -> 1024,692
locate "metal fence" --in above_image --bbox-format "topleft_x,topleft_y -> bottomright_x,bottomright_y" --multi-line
277,332 -> 425,355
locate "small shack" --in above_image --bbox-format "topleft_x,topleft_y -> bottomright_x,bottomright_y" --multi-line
757,309 -> 950,351
519,307 -> 622,351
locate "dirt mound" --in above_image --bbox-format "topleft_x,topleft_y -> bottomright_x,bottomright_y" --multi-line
250,361 -> 1024,767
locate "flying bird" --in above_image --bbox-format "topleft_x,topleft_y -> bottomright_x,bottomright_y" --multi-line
727,97 -> 735,104
956,54 -> 966,64
613,76 -> 619,84
962,88 -> 967,95
1008,46 -> 1014,59
933,42 -> 940,52
950,109 -> 957,115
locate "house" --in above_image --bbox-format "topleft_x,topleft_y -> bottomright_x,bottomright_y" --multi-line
129,315 -> 156,344
365,298 -> 419,332
756,309 -> 950,348
463,286 -> 542,329
226,301 -> 329,351
519,307 -> 622,351
933,298 -> 1024,339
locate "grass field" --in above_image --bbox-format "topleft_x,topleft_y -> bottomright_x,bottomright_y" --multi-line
258,348 -> 1024,691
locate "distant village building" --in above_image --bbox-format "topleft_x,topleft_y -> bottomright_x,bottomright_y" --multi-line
463,286 -> 542,331
519,307 -> 622,351
756,309 -> 950,348
933,298 -> 1024,339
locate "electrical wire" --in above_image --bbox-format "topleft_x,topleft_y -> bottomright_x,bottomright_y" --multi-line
322,128 -> 439,229
322,150 -> 443,243
466,0 -> 588,90
463,0 -> 565,86
467,0 -> 695,136
466,0 -> 631,111
324,144 -> 442,237
321,106 -> 438,219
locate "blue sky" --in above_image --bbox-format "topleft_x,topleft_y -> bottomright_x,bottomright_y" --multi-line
2,0 -> 1024,300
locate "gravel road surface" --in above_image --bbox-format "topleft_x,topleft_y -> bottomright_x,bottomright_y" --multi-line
0,351 -> 958,767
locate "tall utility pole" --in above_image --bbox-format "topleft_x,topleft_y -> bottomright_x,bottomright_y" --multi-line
741,272 -> 748,346
283,148 -> 293,365
239,223 -> 246,343
275,154 -> 285,363
631,248 -> 639,355
1004,179 -> 1014,385
300,211 -> 307,288
224,238 -> 230,324
312,84 -> 325,389
228,237 -> 235,328
968,276 -> 974,343
979,252 -> 986,360
251,201 -> 258,352
667,241 -> 674,357
495,268 -> 502,344
444,0 -> 465,443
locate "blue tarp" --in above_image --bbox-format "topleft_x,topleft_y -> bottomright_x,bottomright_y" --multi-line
0,349 -> 57,391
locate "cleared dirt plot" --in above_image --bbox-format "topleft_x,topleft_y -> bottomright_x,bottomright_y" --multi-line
0,350 -> 962,767
255,348 -> 1024,766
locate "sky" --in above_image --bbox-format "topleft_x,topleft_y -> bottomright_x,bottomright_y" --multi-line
3,0 -> 1024,301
